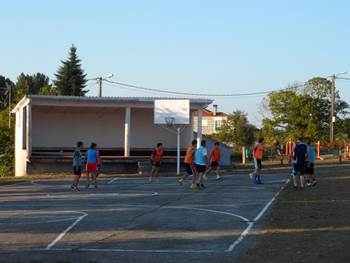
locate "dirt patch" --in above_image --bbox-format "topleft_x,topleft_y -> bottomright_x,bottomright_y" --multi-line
239,164 -> 350,263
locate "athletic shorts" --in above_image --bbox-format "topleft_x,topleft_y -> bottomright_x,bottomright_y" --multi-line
73,166 -> 82,176
86,162 -> 97,173
152,161 -> 161,168
185,163 -> 197,176
293,162 -> 306,176
254,158 -> 262,169
196,164 -> 206,173
210,161 -> 219,168
305,163 -> 314,175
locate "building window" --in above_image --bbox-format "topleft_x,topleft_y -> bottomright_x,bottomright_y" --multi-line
22,107 -> 27,150
214,119 -> 223,132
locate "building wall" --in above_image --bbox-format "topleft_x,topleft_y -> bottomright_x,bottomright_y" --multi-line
32,107 -> 125,148
15,108 -> 28,177
193,116 -> 227,135
31,107 -> 192,149
130,108 -> 192,148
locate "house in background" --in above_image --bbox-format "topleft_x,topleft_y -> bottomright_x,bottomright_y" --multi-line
193,104 -> 228,135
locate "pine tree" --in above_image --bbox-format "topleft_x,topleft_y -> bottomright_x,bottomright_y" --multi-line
54,45 -> 87,96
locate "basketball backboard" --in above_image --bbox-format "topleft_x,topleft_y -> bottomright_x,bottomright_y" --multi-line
154,99 -> 190,125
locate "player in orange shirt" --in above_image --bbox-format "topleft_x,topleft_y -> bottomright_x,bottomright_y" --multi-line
250,137 -> 265,184
149,142 -> 164,183
204,142 -> 222,180
178,139 -> 197,187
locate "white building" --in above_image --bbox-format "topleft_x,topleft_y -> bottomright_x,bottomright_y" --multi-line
11,95 -> 212,177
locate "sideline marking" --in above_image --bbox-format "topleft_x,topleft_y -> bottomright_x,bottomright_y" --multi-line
46,211 -> 88,250
0,192 -> 158,198
107,178 -> 119,184
0,216 -> 79,225
48,247 -> 219,253
226,179 -> 290,252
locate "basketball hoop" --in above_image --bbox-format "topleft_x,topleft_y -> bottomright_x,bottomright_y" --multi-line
154,99 -> 190,176
165,117 -> 175,127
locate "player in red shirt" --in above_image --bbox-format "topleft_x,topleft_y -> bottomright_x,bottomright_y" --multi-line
149,142 -> 164,182
204,142 -> 222,180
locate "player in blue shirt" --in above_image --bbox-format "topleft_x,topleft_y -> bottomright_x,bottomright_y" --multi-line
195,140 -> 208,189
305,138 -> 317,187
71,141 -> 84,191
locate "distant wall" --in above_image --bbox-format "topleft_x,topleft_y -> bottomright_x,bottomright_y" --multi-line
31,107 -> 192,149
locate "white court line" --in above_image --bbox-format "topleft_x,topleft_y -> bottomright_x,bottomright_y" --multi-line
164,206 -> 249,223
0,192 -> 158,198
46,211 -> 88,250
48,247 -> 219,253
44,204 -> 249,253
0,216 -> 79,225
107,178 -> 119,184
226,179 -> 290,252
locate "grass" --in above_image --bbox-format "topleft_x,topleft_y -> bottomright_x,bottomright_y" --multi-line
238,163 -> 350,263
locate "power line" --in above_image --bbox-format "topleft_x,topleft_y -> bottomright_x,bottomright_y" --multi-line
104,79 -> 303,97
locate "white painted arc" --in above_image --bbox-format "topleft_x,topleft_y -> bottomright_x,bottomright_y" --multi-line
226,179 -> 290,252
46,211 -> 88,250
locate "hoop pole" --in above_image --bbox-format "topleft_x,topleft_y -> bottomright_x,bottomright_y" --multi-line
177,127 -> 180,175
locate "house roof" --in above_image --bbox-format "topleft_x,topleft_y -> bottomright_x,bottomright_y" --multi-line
11,95 -> 213,113
193,108 -> 228,117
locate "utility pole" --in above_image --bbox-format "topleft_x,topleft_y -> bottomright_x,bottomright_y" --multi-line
98,77 -> 103,97
330,74 -> 336,144
7,83 -> 11,129
88,74 -> 114,97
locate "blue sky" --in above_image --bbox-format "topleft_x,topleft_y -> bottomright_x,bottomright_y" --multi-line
1,0 -> 350,125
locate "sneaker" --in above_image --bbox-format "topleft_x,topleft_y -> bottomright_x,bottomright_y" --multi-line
149,177 -> 153,183
196,183 -> 201,189
306,182 -> 312,187
293,185 -> 298,191
71,185 -> 77,191
215,175 -> 222,180
256,176 -> 262,184
249,173 -> 254,179
190,183 -> 197,190
85,183 -> 90,189
312,180 -> 317,187
94,183 -> 98,189
200,183 -> 206,189
178,178 -> 184,186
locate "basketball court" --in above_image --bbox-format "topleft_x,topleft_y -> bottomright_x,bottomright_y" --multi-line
0,172 -> 288,263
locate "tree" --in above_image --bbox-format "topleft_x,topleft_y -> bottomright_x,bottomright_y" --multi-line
0,108 -> 14,176
54,45 -> 87,96
261,77 -> 349,143
14,73 -> 52,101
0,76 -> 15,110
212,110 -> 256,147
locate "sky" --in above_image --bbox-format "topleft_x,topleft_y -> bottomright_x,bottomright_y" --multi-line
1,0 -> 350,126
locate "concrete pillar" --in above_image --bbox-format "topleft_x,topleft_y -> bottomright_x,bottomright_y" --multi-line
124,107 -> 131,157
27,102 -> 32,159
197,109 -> 202,147
190,111 -> 194,143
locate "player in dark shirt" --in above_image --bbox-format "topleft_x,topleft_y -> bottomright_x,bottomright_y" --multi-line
292,137 -> 308,190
